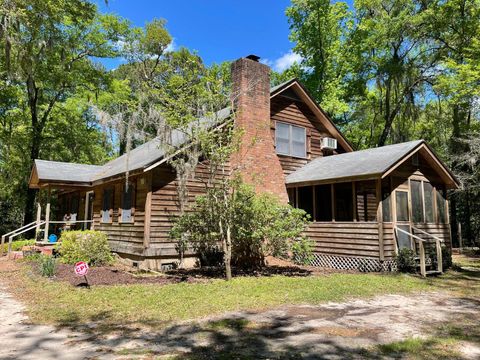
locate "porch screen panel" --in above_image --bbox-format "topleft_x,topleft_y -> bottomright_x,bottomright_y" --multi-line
102,189 -> 113,223
423,182 -> 435,223
382,186 -> 392,222
411,180 -> 423,223
314,185 -> 332,221
395,191 -> 409,221
287,188 -> 297,207
436,188 -> 447,223
356,181 -> 376,222
397,225 -> 413,250
335,183 -> 353,221
297,186 -> 314,220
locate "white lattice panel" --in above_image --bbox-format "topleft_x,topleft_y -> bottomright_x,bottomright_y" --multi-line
303,254 -> 397,272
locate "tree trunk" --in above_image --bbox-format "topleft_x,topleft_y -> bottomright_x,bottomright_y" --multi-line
23,79 -> 42,228
23,128 -> 41,227
225,224 -> 232,281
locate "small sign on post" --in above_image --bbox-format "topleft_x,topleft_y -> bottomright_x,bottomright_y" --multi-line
74,261 -> 89,288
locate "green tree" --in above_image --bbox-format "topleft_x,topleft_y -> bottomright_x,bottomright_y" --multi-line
287,0 -> 355,116
171,182 -> 310,279
0,0 -> 129,225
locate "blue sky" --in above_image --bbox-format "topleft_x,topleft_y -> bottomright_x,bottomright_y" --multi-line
95,0 -> 299,71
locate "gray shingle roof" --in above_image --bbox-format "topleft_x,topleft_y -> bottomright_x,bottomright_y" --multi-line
34,160 -> 103,184
286,140 -> 424,185
33,107 -> 232,185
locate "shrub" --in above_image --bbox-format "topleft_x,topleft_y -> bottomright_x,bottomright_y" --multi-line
56,230 -> 113,266
196,246 -> 224,267
442,246 -> 452,270
39,255 -> 57,277
291,238 -> 315,265
1,239 -> 35,253
395,248 -> 417,273
171,183 -> 310,269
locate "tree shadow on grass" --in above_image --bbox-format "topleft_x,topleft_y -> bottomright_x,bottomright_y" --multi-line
52,307 -> 393,359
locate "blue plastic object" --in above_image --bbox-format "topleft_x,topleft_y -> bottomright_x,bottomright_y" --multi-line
48,234 -> 58,243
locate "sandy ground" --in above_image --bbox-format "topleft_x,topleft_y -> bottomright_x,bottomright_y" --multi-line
0,256 -> 479,359
0,285 -> 108,360
93,292 -> 479,359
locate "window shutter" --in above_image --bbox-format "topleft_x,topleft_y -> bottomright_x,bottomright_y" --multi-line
121,183 -> 134,222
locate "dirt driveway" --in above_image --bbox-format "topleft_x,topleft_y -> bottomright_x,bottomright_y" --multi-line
0,259 -> 108,360
0,256 -> 479,359
90,291 -> 478,359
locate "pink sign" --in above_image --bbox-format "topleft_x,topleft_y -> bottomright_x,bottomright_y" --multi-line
74,261 -> 89,276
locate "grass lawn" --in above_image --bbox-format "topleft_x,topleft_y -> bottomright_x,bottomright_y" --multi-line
3,266 -> 430,330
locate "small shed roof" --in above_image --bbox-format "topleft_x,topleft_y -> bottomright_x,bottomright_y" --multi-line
286,140 -> 459,189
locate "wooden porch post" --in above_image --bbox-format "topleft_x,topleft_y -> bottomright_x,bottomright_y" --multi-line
376,178 -> 384,261
44,186 -> 51,242
35,202 -> 42,239
143,173 -> 152,249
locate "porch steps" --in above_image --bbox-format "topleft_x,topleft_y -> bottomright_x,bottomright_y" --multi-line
425,270 -> 442,276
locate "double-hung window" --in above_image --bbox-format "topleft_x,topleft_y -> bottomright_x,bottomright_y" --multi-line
275,122 -> 306,158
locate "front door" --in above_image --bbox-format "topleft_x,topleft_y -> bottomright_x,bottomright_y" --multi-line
395,190 -> 412,250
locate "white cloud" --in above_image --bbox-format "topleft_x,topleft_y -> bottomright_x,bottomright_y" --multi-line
263,50 -> 303,72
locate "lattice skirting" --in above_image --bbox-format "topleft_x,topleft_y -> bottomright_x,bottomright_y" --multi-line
303,253 -> 398,272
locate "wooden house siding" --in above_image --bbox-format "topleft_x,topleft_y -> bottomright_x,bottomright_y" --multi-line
92,174 -> 148,256
383,224 -> 396,259
147,161 -> 229,256
305,222 -> 381,258
270,96 -> 346,176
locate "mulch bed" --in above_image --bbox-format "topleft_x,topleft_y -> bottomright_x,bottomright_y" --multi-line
25,256 -> 357,287
52,263 -> 204,286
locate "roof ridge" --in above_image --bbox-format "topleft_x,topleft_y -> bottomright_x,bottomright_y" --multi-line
35,159 -> 103,167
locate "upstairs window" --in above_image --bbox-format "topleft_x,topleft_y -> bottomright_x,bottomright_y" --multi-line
275,122 -> 306,158
120,183 -> 135,223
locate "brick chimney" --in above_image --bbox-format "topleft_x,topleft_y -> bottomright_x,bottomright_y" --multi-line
230,55 -> 288,202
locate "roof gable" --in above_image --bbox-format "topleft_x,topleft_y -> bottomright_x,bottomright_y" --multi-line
270,79 -> 353,153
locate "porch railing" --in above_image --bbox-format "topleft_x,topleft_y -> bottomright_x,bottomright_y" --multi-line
1,221 -> 46,258
1,220 -> 93,257
395,226 -> 443,276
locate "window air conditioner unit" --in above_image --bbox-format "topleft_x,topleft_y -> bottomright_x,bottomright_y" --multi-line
321,137 -> 337,150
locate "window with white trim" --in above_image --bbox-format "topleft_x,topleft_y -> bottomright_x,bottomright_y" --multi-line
275,122 -> 307,158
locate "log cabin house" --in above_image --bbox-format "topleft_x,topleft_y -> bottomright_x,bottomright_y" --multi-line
26,55 -> 459,272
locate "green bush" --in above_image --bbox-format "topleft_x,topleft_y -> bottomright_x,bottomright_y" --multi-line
395,248 -> 417,273
291,238 -> 315,265
1,239 -> 35,253
39,255 -> 57,277
442,246 -> 452,270
56,230 -> 113,266
171,183 -> 310,269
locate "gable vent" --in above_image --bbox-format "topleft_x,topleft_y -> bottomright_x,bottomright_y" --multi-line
321,137 -> 337,150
